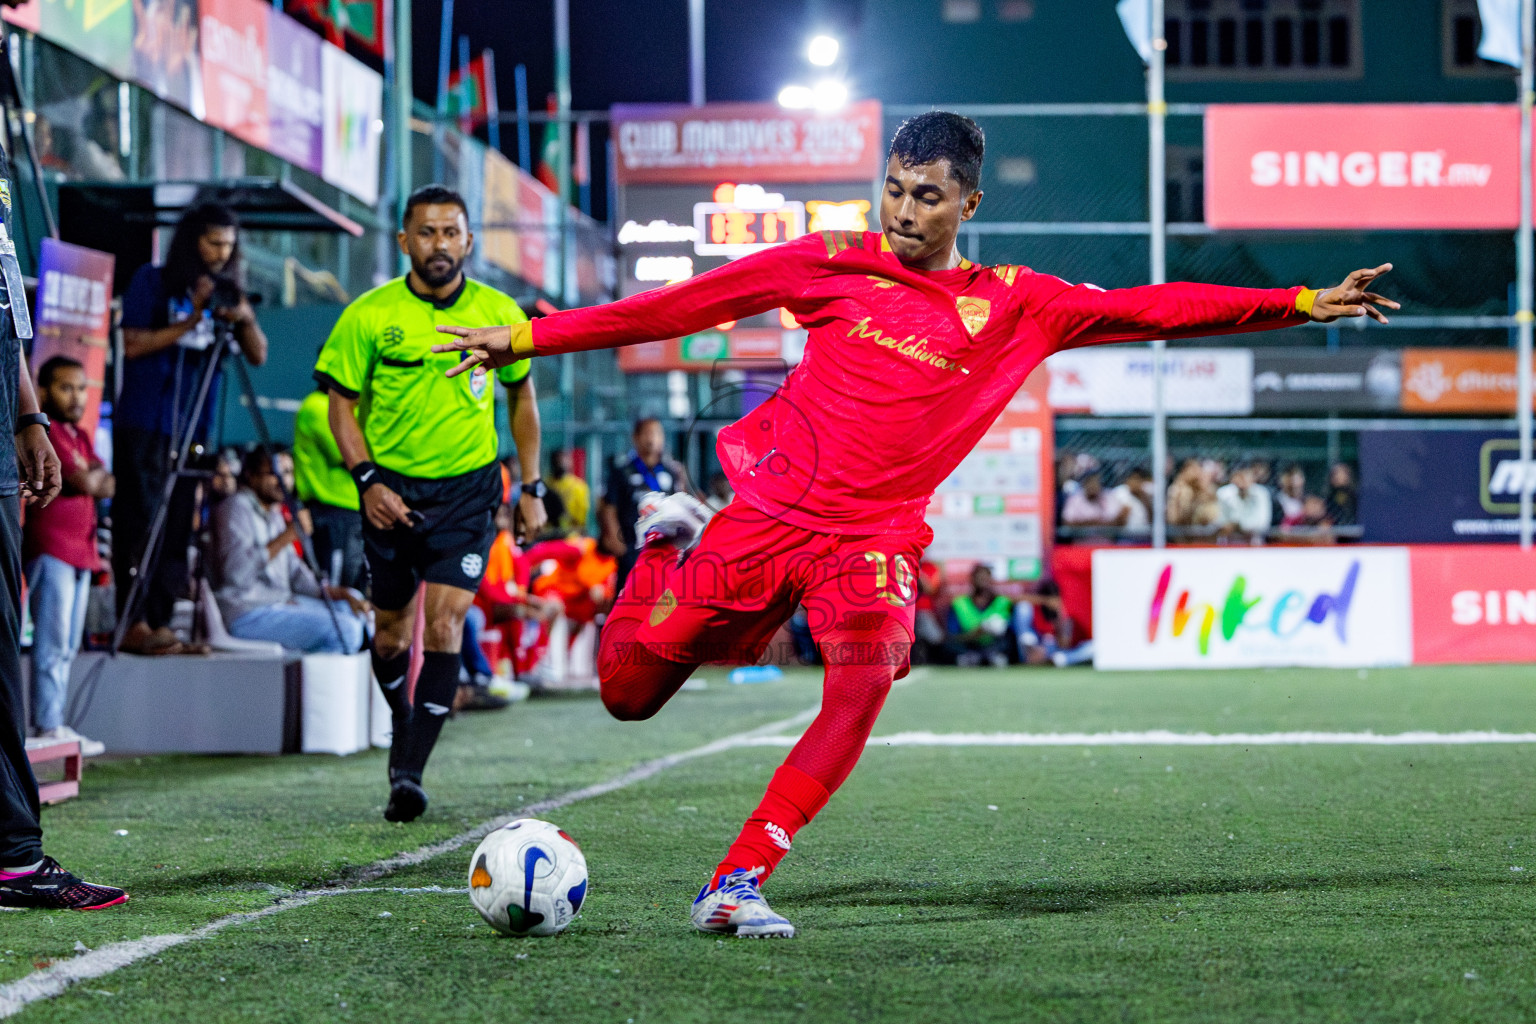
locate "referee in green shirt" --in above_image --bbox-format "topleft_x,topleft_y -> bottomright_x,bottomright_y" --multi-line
293,382 -> 365,591
314,185 -> 547,823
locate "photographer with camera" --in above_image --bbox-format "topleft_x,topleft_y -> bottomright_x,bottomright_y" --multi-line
115,201 -> 267,656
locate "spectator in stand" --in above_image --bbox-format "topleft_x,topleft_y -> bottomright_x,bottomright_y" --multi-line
293,380 -> 365,591
945,564 -> 1013,668
115,202 -> 267,656
1166,458 -> 1220,533
911,558 -> 945,664
210,448 -> 365,654
1217,463 -> 1272,544
23,357 -> 110,758
1013,578 -> 1094,667
598,417 -> 688,592
1054,452 -> 1080,522
1326,462 -> 1358,526
210,448 -> 239,503
475,503 -> 558,681
1060,471 -> 1126,529
1274,463 -> 1307,525
1109,466 -> 1153,532
547,449 -> 589,533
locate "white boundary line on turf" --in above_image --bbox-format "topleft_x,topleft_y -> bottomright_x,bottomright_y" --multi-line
733,729 -> 1536,747
0,704 -> 821,1019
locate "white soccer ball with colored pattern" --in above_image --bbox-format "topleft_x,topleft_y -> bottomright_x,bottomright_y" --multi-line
467,818 -> 588,936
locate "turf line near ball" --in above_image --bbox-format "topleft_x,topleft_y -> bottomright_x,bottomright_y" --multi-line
0,704 -> 822,1019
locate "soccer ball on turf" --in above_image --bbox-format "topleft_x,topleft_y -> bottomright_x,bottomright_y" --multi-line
467,818 -> 588,936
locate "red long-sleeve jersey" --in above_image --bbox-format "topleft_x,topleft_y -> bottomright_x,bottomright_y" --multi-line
533,230 -> 1309,535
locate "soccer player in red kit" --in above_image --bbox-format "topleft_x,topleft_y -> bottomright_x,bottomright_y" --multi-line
436,112 -> 1397,937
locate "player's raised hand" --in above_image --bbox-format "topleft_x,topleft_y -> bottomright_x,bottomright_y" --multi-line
1310,264 -> 1400,324
433,324 -> 519,376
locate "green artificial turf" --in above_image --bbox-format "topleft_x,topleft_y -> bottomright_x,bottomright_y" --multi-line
9,665 -> 1536,1022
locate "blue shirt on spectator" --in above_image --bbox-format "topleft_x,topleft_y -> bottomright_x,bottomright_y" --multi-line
117,263 -> 222,440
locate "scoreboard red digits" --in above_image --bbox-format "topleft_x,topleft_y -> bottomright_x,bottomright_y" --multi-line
694,185 -> 807,256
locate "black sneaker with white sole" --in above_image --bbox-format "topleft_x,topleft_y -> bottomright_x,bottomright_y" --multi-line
0,857 -> 128,910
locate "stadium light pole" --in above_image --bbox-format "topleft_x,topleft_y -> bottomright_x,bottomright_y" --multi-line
1147,0 -> 1168,550
1519,0 -> 1534,550
689,0 -> 705,106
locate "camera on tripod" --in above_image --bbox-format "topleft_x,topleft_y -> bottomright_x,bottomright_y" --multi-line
207,275 -> 244,312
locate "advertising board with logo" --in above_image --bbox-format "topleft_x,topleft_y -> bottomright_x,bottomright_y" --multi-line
32,239 -> 114,438
1251,349 -> 1401,413
612,101 -> 881,373
265,10 -> 324,175
1357,429 -> 1533,542
1399,349 -> 1534,414
1409,545 -> 1536,664
199,0 -> 269,149
925,368 -> 1053,581
1205,104 -> 1518,230
1046,347 -> 1254,415
1092,547 -> 1413,669
612,101 -> 885,185
320,41 -> 382,204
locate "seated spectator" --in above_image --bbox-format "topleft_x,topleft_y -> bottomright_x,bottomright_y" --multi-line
1326,462 -> 1358,525
1274,463 -> 1307,525
945,564 -> 1012,668
1055,452 -> 1081,521
1013,578 -> 1095,667
1109,466 -> 1153,532
911,559 -> 945,664
1166,458 -> 1220,532
23,357 -> 111,757
1060,472 -> 1127,528
210,449 -> 366,654
1217,463 -> 1272,544
476,504 -> 559,679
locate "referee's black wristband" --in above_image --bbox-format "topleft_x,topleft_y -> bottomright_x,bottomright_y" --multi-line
351,461 -> 382,494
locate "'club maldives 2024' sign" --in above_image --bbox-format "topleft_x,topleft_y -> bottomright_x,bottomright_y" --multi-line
1093,548 -> 1413,669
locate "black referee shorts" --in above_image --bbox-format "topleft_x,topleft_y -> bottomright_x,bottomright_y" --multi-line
362,461 -> 501,612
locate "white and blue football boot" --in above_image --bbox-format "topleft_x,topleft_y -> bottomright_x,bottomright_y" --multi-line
636,491 -> 713,553
691,868 -> 796,938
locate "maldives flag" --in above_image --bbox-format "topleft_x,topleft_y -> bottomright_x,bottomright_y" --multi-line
535,94 -> 561,193
288,0 -> 384,56
448,54 -> 490,130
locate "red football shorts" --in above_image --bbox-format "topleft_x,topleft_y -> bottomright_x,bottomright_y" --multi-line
628,500 -> 929,675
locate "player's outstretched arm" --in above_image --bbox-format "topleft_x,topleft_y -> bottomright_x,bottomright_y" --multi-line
1034,263 -> 1399,351
432,232 -> 832,377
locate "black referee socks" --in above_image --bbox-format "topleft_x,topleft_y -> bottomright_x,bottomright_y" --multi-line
396,650 -> 461,780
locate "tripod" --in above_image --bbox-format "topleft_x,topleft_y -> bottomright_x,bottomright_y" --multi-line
108,319 -> 350,657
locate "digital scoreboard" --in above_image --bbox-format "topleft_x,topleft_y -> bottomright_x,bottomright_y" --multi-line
693,184 -> 806,256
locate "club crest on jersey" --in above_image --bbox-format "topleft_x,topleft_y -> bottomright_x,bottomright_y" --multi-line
468,365 -> 488,399
650,589 -> 678,626
956,296 -> 991,336
462,553 -> 484,578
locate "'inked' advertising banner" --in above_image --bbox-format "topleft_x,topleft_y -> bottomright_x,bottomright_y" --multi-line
1205,104 -> 1518,230
1092,547 -> 1412,669
1410,545 -> 1536,664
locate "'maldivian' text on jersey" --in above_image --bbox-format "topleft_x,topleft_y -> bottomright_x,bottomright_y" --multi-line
527,231 -> 1310,535
315,277 -> 531,480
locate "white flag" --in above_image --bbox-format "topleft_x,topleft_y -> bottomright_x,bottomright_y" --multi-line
1477,0 -> 1523,68
1117,0 -> 1153,64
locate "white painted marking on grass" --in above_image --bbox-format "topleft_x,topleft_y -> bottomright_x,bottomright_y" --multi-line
733,729 -> 1536,748
0,705 -> 820,1019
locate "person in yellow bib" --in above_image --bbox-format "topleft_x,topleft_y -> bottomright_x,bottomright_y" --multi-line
292,380 -> 365,591
314,185 -> 547,822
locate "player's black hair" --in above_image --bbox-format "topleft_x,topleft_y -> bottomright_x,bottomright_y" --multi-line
632,416 -> 663,436
36,355 -> 83,390
888,111 -> 986,195
163,201 -> 242,300
403,184 -> 470,228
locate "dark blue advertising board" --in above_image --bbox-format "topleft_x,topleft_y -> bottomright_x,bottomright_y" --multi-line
1359,430 -> 1530,542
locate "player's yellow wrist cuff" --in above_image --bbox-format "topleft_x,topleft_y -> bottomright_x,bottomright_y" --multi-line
510,321 -> 536,359
1295,288 -> 1320,317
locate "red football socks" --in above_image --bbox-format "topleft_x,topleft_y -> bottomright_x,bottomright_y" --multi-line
714,763 -> 830,886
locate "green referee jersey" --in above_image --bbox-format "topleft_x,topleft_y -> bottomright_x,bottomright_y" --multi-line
313,276 -> 532,480
293,389 -> 358,511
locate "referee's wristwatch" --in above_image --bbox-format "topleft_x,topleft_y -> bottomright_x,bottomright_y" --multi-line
15,412 -> 49,435
520,479 -> 547,499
